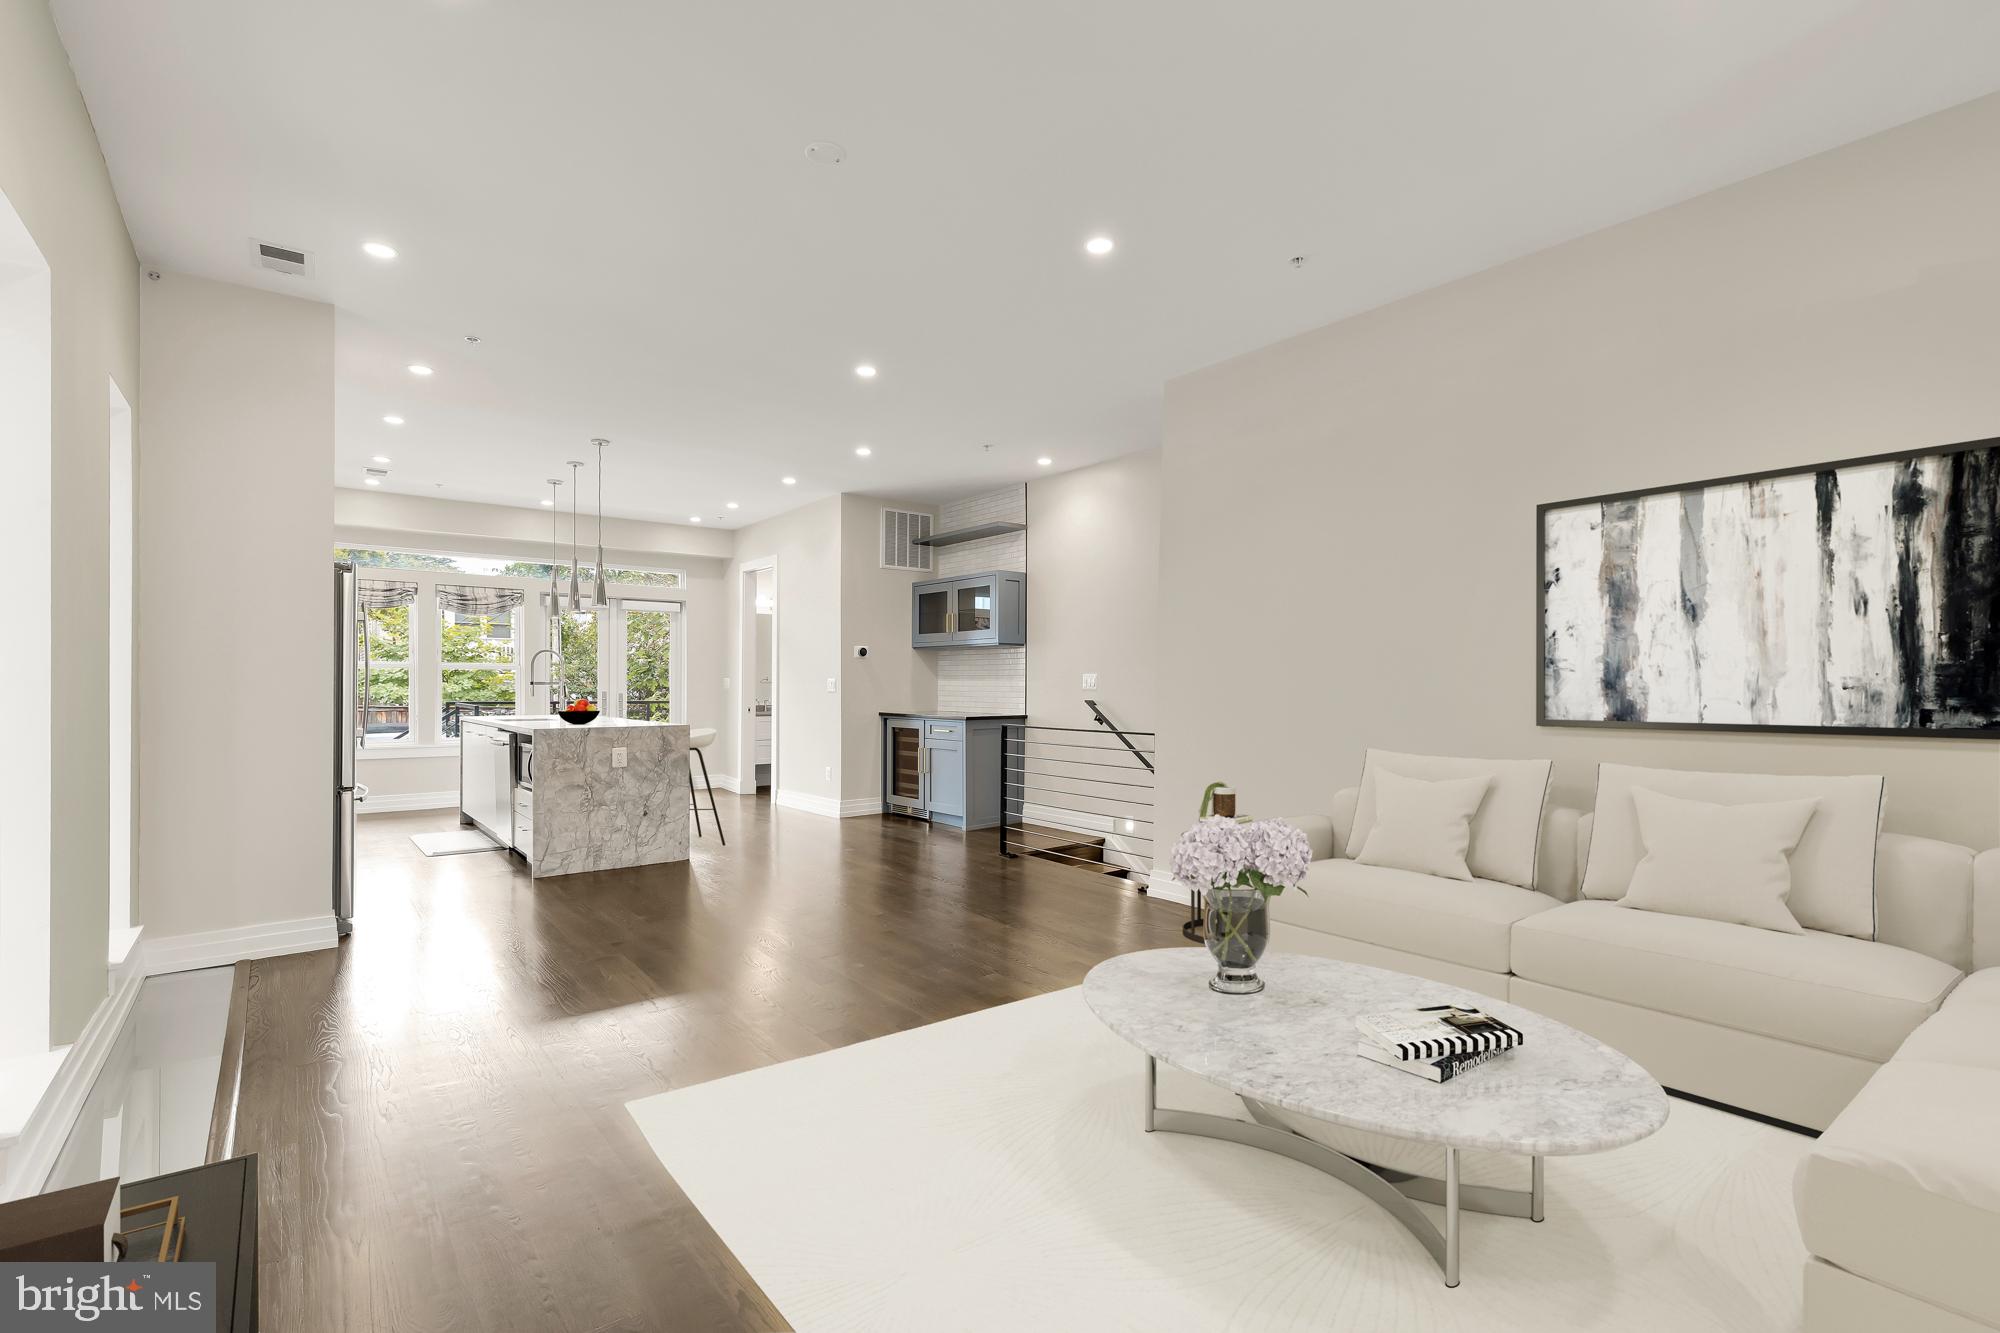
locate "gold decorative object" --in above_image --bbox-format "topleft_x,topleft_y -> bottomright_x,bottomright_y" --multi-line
116,1195 -> 186,1263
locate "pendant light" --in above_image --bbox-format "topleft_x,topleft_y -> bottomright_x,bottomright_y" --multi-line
591,438 -> 610,605
546,478 -> 563,613
567,459 -> 584,609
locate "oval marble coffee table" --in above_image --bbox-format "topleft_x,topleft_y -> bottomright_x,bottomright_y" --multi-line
1082,948 -> 1668,1287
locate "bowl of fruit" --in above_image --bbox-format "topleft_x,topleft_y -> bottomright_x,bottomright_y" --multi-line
556,696 -> 600,725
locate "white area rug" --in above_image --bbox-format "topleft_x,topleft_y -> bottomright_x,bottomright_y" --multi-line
409,829 -> 503,856
628,988 -> 1809,1332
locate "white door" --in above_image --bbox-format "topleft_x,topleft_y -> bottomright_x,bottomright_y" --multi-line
602,599 -> 682,721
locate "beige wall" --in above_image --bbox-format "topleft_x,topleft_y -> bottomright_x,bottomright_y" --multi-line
1026,451 -> 1160,733
1160,94 -> 2000,850
724,497 -> 844,803
840,494 -> 936,806
0,0 -> 139,1045
140,273 -> 333,936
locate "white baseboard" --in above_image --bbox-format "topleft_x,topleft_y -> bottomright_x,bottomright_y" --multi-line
145,914 -> 339,976
706,772 -> 742,793
361,789 -> 457,813
773,788 -> 840,818
774,789 -> 883,819
1,940 -> 148,1200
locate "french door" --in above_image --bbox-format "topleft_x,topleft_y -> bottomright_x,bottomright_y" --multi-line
601,599 -> 683,721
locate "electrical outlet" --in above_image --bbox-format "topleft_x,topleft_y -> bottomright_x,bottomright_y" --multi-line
824,765 -> 832,781
723,676 -> 731,692
1082,672 -> 1098,690
611,747 -> 628,769
826,676 -> 837,693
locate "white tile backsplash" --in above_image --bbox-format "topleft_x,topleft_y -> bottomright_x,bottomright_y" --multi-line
936,486 -> 1026,712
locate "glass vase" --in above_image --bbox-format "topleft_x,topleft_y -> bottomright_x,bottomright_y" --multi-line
1204,886 -> 1269,995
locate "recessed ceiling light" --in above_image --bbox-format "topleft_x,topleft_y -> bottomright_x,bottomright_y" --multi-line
364,477 -> 381,486
1085,236 -> 1115,256
854,364 -> 877,379
382,414 -> 404,425
689,516 -> 702,523
854,445 -> 872,457
372,455 -> 391,464
1037,456 -> 1053,466
726,501 -> 740,509
407,364 -> 433,376
781,476 -> 797,486
362,241 -> 397,260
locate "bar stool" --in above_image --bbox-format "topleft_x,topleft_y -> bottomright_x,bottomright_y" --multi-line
688,727 -> 724,845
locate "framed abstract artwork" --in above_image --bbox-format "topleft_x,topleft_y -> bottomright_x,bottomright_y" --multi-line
1538,437 -> 2000,736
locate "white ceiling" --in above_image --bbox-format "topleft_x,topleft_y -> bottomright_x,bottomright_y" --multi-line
51,1 -> 2000,527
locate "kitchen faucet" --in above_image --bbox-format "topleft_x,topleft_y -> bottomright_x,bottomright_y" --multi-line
528,647 -> 562,711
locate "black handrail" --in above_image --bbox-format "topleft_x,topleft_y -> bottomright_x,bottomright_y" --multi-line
1084,698 -> 1154,772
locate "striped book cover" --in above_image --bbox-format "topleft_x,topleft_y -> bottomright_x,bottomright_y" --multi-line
1355,1007 -> 1526,1062
1354,1042 -> 1513,1083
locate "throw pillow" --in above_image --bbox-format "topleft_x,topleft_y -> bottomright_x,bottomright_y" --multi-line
1345,749 -> 1553,889
1578,763 -> 1884,939
1353,770 -> 1493,881
1619,788 -> 1820,933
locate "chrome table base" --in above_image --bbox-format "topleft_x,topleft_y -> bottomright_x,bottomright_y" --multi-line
1143,1054 -> 1543,1287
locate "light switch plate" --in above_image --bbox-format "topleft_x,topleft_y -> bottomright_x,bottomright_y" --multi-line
1082,672 -> 1098,690
611,747 -> 628,769
826,676 -> 837,693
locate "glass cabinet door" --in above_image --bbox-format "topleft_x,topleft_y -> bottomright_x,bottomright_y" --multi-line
953,580 -> 995,639
914,584 -> 952,642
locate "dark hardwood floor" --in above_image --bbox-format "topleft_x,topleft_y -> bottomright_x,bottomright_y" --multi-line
233,793 -> 1188,1332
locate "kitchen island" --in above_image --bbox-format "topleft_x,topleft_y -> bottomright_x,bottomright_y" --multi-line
460,717 -> 691,878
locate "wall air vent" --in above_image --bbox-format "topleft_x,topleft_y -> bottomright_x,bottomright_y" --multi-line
880,508 -> 933,572
251,239 -> 314,277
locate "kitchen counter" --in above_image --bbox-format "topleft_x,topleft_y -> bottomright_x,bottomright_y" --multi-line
486,715 -> 682,735
462,717 -> 690,878
877,711 -> 1026,721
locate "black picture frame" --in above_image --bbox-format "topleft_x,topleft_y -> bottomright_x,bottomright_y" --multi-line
1535,433 -> 2000,739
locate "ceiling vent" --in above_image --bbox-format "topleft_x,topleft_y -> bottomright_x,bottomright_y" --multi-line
251,239 -> 314,277
880,508 -> 933,572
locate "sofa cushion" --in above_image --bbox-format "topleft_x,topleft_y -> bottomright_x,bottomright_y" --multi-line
1268,858 -> 1559,975
1796,1060 -> 2000,1328
1511,901 -> 1958,1062
1941,967 -> 2000,1010
1894,996 -> 2000,1071
1351,770 -> 1489,881
1347,750 -> 1552,890
1620,788 -> 1818,934
1580,763 -> 1884,941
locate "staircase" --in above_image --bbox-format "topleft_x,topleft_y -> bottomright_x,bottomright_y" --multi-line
1014,824 -> 1130,880
1000,712 -> 1156,890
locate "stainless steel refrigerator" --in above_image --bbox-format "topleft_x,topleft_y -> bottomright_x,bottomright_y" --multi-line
334,562 -> 360,935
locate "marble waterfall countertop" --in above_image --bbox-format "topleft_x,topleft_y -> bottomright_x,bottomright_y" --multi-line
491,717 -> 691,877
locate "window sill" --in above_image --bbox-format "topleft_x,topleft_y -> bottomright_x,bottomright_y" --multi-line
357,743 -> 461,760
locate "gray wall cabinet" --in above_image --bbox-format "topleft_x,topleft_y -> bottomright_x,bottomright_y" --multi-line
911,571 -> 1025,648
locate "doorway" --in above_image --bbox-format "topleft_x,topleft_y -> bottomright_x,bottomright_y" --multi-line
737,559 -> 776,794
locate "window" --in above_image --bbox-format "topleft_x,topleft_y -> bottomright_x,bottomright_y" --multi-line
554,610 -> 598,706
356,591 -> 414,747
335,545 -> 683,589
621,603 -> 675,721
438,587 -> 523,737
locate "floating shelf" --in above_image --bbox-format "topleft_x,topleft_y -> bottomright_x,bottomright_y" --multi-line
912,521 -> 1026,548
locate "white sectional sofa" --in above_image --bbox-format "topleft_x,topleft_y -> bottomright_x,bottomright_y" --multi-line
1275,767 -> 1993,1132
1797,967 -> 2000,1332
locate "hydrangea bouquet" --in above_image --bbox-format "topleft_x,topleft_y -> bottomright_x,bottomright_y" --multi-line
1169,786 -> 1312,994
